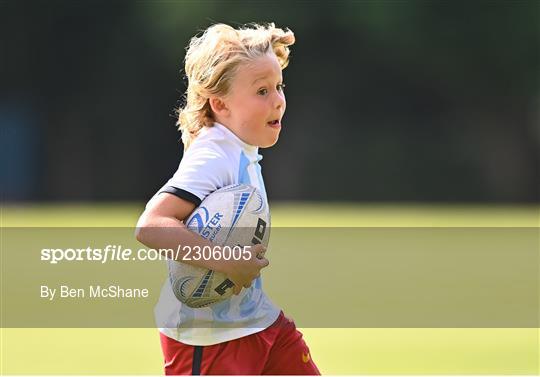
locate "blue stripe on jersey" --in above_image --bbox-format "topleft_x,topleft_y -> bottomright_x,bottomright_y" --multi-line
238,151 -> 250,187
253,156 -> 266,290
239,288 -> 257,316
211,151 -> 250,322
254,275 -> 262,289
210,150 -> 265,323
254,158 -> 268,207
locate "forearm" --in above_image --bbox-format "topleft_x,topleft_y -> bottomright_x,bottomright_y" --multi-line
135,214 -> 228,272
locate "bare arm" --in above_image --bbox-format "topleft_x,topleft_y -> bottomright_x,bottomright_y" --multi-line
135,193 -> 268,293
135,193 -> 221,270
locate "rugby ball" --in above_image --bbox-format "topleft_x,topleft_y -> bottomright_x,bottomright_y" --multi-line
168,184 -> 270,308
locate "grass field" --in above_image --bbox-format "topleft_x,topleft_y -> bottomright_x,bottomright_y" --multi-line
1,203 -> 539,375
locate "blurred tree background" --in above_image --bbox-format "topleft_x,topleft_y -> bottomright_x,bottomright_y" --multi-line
2,0 -> 538,202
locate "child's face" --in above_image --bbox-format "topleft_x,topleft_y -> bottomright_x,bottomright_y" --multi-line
223,53 -> 286,148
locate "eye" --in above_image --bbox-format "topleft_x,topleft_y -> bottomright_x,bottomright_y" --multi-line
277,83 -> 286,92
257,88 -> 268,96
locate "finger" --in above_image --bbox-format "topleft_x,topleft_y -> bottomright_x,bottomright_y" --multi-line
256,249 -> 266,259
258,257 -> 269,268
252,243 -> 266,258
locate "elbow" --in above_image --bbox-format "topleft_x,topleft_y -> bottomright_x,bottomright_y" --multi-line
134,214 -> 152,244
134,226 -> 146,244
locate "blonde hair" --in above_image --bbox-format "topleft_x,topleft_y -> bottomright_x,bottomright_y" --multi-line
177,22 -> 295,149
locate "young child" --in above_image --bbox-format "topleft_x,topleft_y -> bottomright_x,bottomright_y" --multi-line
136,23 -> 320,375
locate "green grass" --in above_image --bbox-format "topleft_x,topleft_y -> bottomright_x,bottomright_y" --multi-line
1,203 -> 539,374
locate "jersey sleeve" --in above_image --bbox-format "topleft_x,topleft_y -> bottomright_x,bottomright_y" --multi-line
158,143 -> 234,206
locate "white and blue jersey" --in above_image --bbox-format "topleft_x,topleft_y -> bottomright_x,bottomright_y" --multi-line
151,122 -> 280,346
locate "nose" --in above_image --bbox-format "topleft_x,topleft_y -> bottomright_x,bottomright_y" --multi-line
274,90 -> 285,110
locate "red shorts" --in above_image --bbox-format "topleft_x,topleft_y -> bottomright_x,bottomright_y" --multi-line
159,311 -> 320,375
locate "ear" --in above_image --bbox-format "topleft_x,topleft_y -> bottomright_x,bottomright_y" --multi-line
209,97 -> 229,118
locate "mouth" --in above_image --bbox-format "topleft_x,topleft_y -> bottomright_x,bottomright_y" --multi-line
267,119 -> 281,128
